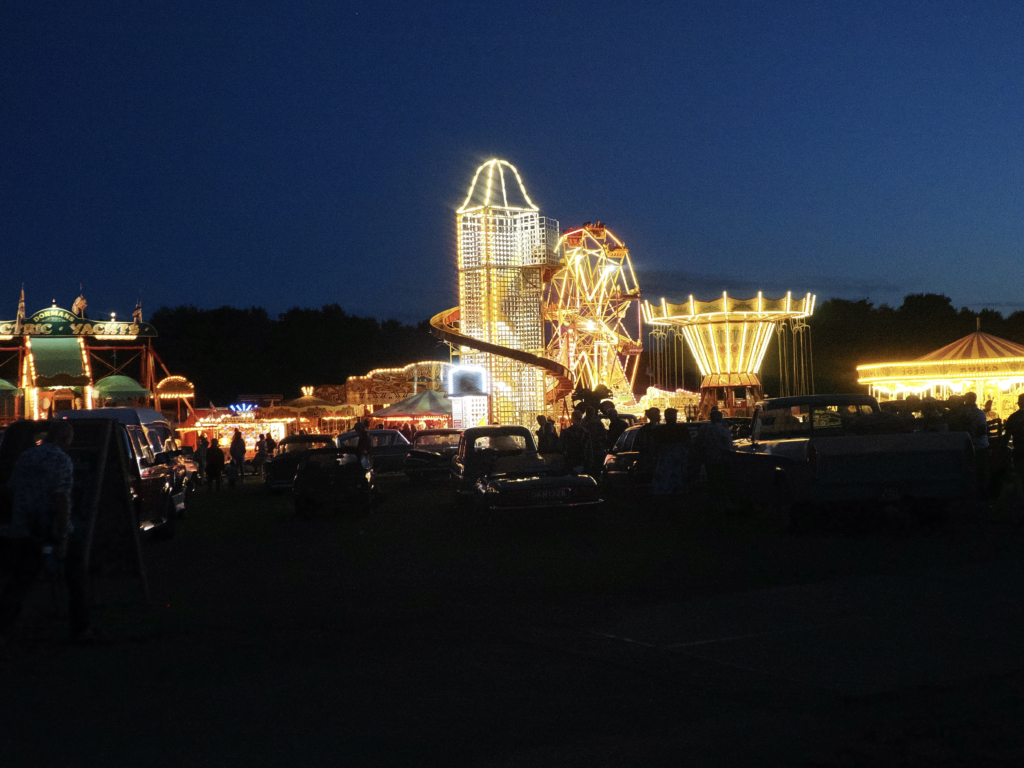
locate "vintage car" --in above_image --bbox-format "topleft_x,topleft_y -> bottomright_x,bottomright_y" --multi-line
731,394 -> 976,526
264,433 -> 337,492
403,428 -> 463,482
451,425 -> 602,512
336,429 -> 411,473
292,446 -> 376,517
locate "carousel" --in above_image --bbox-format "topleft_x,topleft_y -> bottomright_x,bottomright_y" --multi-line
856,327 -> 1024,420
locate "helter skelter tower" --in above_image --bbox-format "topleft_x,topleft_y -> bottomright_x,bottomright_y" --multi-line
456,160 -> 560,425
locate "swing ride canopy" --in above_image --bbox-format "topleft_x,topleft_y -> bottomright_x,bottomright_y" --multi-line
643,292 -> 816,384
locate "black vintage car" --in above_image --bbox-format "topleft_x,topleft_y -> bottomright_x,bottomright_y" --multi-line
336,429 -> 411,473
292,446 -> 375,517
264,434 -> 337,492
404,428 -> 463,482
451,425 -> 602,512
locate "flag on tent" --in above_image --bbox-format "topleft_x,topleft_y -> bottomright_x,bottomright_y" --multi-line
14,285 -> 25,334
133,296 -> 143,323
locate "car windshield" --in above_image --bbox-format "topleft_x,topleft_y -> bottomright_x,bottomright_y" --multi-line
473,435 -> 528,453
758,403 -> 876,437
414,434 -> 459,449
304,452 -> 360,468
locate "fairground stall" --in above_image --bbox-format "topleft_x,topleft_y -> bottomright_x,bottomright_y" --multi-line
279,388 -> 360,433
365,389 -> 452,432
857,329 -> 1024,420
344,361 -> 450,412
178,405 -> 294,458
155,375 -> 196,423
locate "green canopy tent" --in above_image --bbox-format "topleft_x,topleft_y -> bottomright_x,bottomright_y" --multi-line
0,378 -> 22,422
29,337 -> 90,387
93,375 -> 152,401
369,389 -> 451,420
0,378 -> 23,397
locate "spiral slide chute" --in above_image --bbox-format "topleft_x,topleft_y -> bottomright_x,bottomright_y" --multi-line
430,308 -> 574,404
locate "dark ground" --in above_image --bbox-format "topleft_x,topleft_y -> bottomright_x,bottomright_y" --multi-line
3,477 -> 1024,766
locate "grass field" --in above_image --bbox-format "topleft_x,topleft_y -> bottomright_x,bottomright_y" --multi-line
3,475 -> 1024,765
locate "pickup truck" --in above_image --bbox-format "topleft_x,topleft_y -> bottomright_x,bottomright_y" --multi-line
731,394 -> 975,527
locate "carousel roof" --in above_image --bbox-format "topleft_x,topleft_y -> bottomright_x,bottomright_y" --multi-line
369,389 -> 451,419
915,331 -> 1024,362
281,394 -> 335,409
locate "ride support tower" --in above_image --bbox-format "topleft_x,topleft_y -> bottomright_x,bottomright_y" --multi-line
544,222 -> 642,407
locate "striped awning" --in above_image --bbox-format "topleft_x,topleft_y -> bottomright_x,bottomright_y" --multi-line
916,332 -> 1024,362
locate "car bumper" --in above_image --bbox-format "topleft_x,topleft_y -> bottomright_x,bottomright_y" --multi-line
485,498 -> 603,511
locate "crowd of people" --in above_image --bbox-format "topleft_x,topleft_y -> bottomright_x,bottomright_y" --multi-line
535,401 -> 735,501
192,429 -> 279,491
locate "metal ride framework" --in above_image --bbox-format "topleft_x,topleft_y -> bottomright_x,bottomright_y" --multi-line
643,291 -> 815,418
543,223 -> 642,406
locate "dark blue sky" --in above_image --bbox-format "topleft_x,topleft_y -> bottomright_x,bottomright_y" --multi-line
3,1 -> 1023,324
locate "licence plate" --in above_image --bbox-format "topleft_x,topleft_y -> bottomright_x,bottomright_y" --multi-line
531,488 -> 569,500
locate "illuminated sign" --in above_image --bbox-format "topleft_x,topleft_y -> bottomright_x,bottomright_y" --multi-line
0,307 -> 157,338
448,364 -> 489,396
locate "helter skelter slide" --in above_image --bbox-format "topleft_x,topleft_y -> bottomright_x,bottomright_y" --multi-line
430,160 -> 642,425
429,306 -> 574,405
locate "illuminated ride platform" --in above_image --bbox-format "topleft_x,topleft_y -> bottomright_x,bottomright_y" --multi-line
643,291 -> 816,419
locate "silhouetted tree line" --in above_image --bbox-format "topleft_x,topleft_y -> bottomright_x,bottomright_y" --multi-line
152,294 -> 1024,406
150,304 -> 448,405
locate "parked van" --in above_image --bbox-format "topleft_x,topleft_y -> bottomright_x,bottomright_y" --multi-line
63,408 -> 189,535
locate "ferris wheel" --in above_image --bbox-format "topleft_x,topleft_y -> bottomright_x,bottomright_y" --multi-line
543,222 -> 643,404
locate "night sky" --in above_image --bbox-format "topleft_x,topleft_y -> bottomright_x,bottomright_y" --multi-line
3,1 -> 1023,325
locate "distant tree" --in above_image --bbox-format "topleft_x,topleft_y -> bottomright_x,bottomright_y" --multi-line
150,305 -> 447,405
